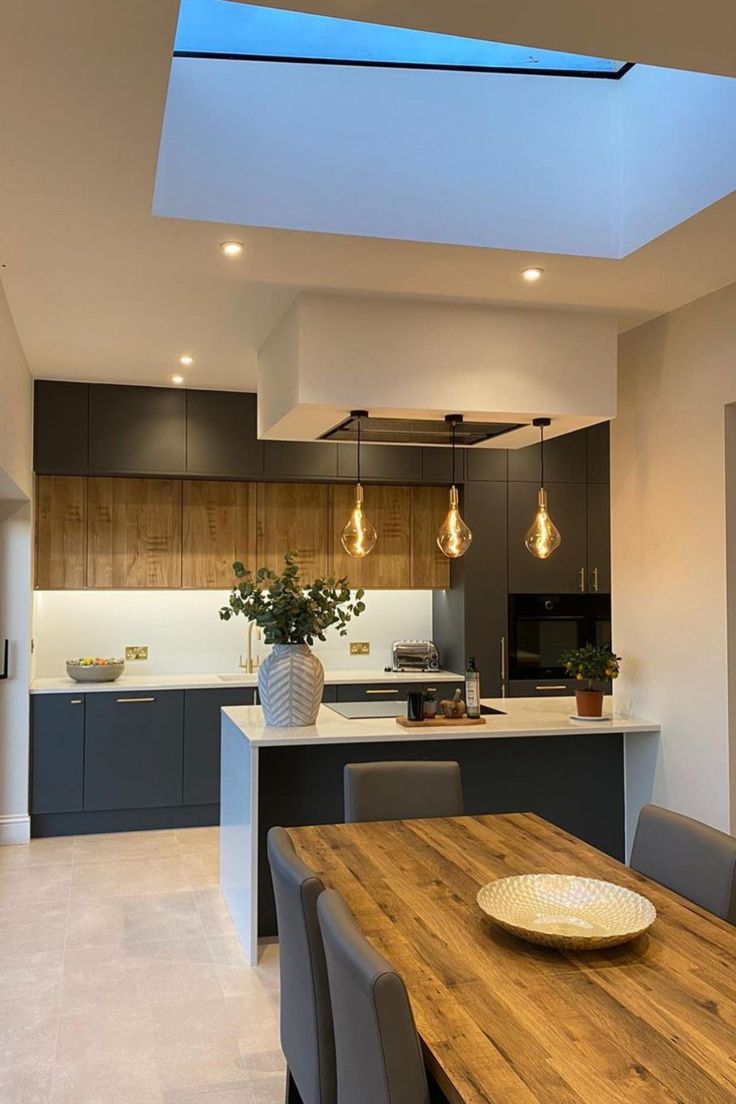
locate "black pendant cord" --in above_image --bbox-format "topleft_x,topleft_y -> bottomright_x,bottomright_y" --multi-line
357,415 -> 361,484
451,420 -> 456,485
540,421 -> 544,489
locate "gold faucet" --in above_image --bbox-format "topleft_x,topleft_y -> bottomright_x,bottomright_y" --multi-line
240,621 -> 262,673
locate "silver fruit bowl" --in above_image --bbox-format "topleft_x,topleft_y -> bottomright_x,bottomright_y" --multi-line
66,660 -> 125,683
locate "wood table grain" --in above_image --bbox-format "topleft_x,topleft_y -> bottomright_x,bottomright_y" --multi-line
287,813 -> 736,1104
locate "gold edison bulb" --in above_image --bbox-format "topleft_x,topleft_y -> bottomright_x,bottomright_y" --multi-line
341,483 -> 377,558
436,485 -> 473,559
525,488 -> 561,559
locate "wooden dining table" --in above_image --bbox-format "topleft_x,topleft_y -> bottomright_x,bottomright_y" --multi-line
286,812 -> 736,1104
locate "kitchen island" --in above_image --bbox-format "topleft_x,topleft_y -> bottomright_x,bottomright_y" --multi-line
220,698 -> 659,964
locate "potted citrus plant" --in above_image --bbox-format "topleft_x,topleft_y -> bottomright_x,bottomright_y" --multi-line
560,643 -> 621,718
219,552 -> 366,727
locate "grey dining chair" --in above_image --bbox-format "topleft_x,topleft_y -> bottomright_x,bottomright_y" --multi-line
343,760 -> 463,823
317,888 -> 431,1104
266,827 -> 336,1104
630,803 -> 736,924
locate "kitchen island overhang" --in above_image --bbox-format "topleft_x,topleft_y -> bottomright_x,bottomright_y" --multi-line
220,699 -> 659,965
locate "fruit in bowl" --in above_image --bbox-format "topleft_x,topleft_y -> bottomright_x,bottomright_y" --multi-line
66,657 -> 125,682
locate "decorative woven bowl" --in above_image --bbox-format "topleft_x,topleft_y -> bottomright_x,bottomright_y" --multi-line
477,874 -> 656,950
66,661 -> 125,683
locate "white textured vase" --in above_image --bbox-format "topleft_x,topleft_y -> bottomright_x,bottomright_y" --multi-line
258,644 -> 324,727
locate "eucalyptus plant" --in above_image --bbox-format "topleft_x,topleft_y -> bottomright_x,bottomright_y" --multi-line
560,643 -> 621,690
219,552 -> 366,646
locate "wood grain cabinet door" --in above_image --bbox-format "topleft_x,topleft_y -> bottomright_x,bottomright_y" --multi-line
257,483 -> 331,578
330,484 -> 411,588
182,481 -> 256,588
410,485 -> 450,588
35,475 -> 87,588
87,477 -> 182,588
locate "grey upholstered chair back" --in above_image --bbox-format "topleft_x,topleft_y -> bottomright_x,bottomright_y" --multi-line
317,889 -> 430,1104
343,760 -> 463,823
266,827 -> 336,1104
630,804 -> 736,924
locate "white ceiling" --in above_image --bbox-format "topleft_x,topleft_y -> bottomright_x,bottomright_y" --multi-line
1,0 -> 735,392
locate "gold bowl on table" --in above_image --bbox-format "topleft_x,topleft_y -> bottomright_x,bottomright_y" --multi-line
477,873 -> 656,950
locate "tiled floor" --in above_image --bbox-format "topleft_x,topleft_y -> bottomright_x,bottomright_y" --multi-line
0,828 -> 284,1104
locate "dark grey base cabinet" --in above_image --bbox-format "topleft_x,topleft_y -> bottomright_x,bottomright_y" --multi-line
183,688 -> 255,806
334,681 -> 462,703
30,694 -> 85,813
84,691 -> 184,811
507,680 -> 578,698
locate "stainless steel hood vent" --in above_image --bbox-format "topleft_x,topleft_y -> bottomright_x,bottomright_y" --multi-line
320,413 -> 525,447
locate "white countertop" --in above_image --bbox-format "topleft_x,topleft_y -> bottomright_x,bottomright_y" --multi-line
222,697 -> 660,747
29,669 -> 463,694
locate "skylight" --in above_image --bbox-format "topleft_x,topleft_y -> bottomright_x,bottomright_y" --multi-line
174,0 -> 628,77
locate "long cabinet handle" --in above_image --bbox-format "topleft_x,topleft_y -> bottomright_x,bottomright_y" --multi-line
592,567 -> 599,592
70,699 -> 83,705
116,696 -> 156,704
500,635 -> 506,698
578,567 -> 586,592
365,688 -> 399,695
535,685 -> 568,691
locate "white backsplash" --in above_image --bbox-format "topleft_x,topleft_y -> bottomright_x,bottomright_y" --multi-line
32,589 -> 435,677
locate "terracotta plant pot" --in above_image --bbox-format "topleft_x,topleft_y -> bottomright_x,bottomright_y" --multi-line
575,688 -> 604,718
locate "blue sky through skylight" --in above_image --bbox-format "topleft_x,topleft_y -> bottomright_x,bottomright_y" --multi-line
174,0 -> 626,75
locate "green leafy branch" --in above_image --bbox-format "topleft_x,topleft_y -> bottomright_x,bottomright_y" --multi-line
218,551 -> 366,646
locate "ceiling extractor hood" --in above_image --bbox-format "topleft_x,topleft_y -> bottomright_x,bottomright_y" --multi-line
257,294 -> 617,449
320,412 -> 524,447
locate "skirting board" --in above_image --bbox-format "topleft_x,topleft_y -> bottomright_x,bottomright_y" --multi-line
0,813 -> 31,845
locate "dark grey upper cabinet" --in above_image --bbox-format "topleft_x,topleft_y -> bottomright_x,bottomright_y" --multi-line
587,483 -> 611,594
89,385 -> 186,474
30,694 -> 85,813
183,688 -> 255,806
34,381 -> 89,474
465,447 -> 508,482
186,390 -> 263,478
508,428 -> 588,484
337,443 -> 422,482
264,440 -> 338,480
508,482 -> 588,594
421,447 -> 460,484
84,691 -> 184,811
586,422 -> 611,483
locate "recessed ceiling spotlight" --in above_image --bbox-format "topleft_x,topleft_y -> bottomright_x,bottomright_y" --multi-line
171,374 -> 185,385
522,267 -> 544,282
220,240 -> 244,257
179,355 -> 194,366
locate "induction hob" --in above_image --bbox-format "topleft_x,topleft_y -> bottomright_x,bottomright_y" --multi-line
326,701 -> 505,720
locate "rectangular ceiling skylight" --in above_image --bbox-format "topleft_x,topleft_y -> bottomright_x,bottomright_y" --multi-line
175,0 -> 628,77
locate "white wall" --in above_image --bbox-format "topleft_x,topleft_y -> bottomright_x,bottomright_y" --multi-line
33,588 -> 435,677
155,58 -> 620,257
0,279 -> 33,845
613,281 -> 736,833
619,65 -> 736,255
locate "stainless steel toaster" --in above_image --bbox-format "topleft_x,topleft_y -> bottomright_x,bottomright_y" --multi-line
391,640 -> 440,672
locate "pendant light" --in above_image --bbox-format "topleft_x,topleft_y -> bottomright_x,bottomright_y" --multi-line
341,410 -> 378,558
436,414 -> 473,559
525,417 -> 561,559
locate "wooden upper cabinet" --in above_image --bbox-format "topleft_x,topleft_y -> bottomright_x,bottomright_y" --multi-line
35,476 -> 87,588
182,481 -> 256,589
330,484 -> 411,589
410,485 -> 450,589
88,478 -> 182,588
257,483 -> 331,579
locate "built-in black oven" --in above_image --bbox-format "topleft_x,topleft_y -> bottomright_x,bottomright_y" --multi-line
507,594 -> 611,681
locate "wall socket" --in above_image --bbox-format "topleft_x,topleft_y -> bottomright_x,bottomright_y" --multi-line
125,645 -> 149,661
350,642 -> 370,656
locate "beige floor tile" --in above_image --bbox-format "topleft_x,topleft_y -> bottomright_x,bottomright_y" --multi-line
74,830 -> 179,864
0,903 -> 68,954
193,889 -> 238,939
71,857 -> 192,899
66,891 -> 203,947
0,863 -> 72,908
162,1082 -> 254,1103
0,947 -> 64,1002
0,836 -> 75,868
176,827 -> 220,848
0,1053 -> 55,1104
247,1073 -> 284,1104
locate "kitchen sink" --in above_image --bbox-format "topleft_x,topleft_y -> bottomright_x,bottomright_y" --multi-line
217,674 -> 254,682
